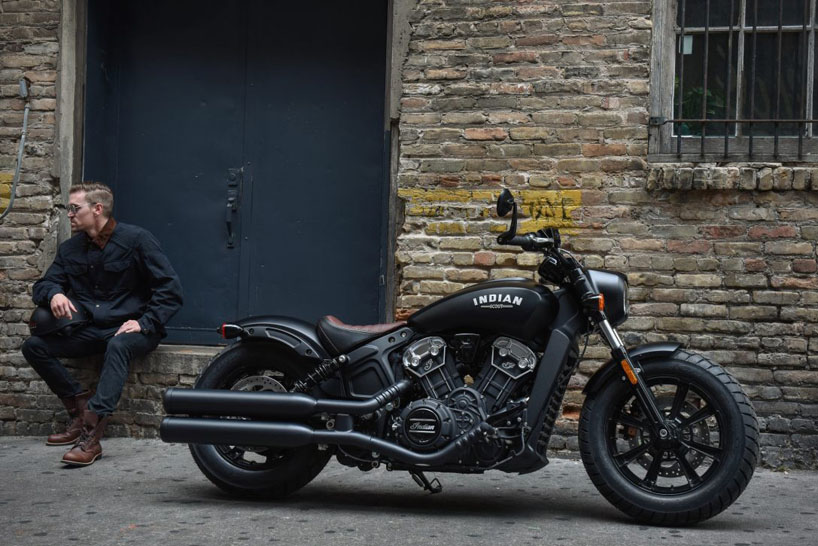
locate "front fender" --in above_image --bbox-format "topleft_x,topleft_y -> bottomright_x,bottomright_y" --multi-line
583,342 -> 682,396
231,315 -> 330,360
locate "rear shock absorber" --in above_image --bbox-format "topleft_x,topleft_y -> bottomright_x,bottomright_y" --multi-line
292,355 -> 348,393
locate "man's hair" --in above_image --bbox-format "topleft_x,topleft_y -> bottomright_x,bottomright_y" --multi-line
69,181 -> 114,217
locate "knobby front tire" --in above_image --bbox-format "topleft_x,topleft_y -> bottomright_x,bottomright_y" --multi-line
579,350 -> 759,525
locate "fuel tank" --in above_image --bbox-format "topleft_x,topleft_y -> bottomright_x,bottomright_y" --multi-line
408,279 -> 559,341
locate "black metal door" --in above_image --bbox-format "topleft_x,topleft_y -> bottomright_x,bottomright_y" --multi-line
243,2 -> 388,323
84,1 -> 388,344
85,1 -> 249,345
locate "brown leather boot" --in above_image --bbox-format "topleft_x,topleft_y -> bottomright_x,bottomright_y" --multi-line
46,390 -> 92,446
61,410 -> 110,466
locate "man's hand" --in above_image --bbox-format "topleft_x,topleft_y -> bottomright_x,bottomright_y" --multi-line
115,320 -> 142,336
50,293 -> 77,319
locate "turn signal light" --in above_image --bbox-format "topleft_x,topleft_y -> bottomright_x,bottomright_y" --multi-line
620,359 -> 638,385
598,294 -> 606,312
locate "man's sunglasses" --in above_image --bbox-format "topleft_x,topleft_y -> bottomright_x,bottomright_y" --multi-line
66,203 -> 96,215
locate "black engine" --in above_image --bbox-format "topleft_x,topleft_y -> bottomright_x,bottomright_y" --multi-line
394,336 -> 537,459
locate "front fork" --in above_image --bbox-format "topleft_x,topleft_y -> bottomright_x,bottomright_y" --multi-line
595,314 -> 671,438
567,262 -> 671,437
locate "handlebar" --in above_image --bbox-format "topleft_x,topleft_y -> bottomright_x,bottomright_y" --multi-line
497,228 -> 601,309
497,232 -> 554,251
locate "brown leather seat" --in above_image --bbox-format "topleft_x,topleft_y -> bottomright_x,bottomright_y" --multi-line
316,315 -> 406,356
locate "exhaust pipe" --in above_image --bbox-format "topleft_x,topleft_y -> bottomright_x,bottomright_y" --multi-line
164,380 -> 411,419
160,417 -> 491,467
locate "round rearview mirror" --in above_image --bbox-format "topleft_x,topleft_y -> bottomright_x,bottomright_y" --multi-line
497,189 -> 515,217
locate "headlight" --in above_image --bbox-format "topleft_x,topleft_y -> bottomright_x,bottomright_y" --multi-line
588,270 -> 629,327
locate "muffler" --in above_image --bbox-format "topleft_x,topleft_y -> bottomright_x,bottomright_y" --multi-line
160,417 -> 491,467
164,380 -> 411,419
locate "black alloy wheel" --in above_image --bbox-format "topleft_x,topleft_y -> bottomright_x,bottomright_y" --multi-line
188,343 -> 332,498
579,350 -> 759,525
211,368 -> 291,471
607,377 -> 723,495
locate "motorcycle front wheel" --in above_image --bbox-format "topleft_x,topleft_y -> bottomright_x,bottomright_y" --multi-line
579,349 -> 759,525
188,343 -> 332,499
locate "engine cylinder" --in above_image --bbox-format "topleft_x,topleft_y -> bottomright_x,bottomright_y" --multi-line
475,337 -> 537,411
402,336 -> 463,398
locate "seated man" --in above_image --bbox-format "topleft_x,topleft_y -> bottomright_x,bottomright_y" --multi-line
22,181 -> 183,466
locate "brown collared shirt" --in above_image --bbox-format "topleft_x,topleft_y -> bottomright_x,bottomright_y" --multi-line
90,217 -> 117,249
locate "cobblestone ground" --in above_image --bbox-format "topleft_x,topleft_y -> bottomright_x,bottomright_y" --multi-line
0,437 -> 816,546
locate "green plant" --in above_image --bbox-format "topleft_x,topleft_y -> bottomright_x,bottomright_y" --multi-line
674,79 -> 727,136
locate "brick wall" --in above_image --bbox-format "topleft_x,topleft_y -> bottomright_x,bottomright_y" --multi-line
394,0 -> 817,469
0,0 -> 816,469
0,0 -> 63,426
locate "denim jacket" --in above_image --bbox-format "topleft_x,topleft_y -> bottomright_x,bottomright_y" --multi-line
32,222 -> 183,336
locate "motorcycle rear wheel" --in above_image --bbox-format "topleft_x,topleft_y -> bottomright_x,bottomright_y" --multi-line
188,343 -> 331,499
579,350 -> 759,525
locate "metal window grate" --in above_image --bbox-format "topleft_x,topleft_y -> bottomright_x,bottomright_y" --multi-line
654,0 -> 818,160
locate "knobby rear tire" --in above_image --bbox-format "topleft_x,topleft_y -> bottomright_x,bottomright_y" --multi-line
188,343 -> 332,499
579,349 -> 759,525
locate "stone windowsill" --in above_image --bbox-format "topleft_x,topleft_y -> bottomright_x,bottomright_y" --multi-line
646,164 -> 818,191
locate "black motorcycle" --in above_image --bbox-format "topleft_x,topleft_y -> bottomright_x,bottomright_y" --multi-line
160,189 -> 759,525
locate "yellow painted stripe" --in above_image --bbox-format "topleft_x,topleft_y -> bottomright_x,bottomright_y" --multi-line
0,172 -> 12,201
398,188 -> 581,228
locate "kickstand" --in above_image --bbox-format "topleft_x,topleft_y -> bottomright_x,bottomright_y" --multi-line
410,471 -> 442,494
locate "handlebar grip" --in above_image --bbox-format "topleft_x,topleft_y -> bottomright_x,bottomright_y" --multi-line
497,233 -> 534,249
508,234 -> 532,246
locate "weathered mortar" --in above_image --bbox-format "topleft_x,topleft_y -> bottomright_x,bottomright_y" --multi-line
0,0 -> 816,469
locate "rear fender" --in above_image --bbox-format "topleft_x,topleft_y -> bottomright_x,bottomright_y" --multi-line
583,342 -> 682,396
226,316 -> 330,361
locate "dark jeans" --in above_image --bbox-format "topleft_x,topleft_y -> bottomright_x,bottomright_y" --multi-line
21,325 -> 162,416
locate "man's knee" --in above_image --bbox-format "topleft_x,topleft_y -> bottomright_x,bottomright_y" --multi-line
104,333 -> 155,361
105,334 -> 132,359
21,336 -> 49,362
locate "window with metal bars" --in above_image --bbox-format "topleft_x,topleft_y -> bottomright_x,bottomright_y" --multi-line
649,0 -> 818,161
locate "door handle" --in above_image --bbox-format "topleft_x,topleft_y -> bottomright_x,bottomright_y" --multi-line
225,168 -> 242,249
226,193 -> 238,248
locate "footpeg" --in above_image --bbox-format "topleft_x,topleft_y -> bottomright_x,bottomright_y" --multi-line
410,471 -> 442,494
